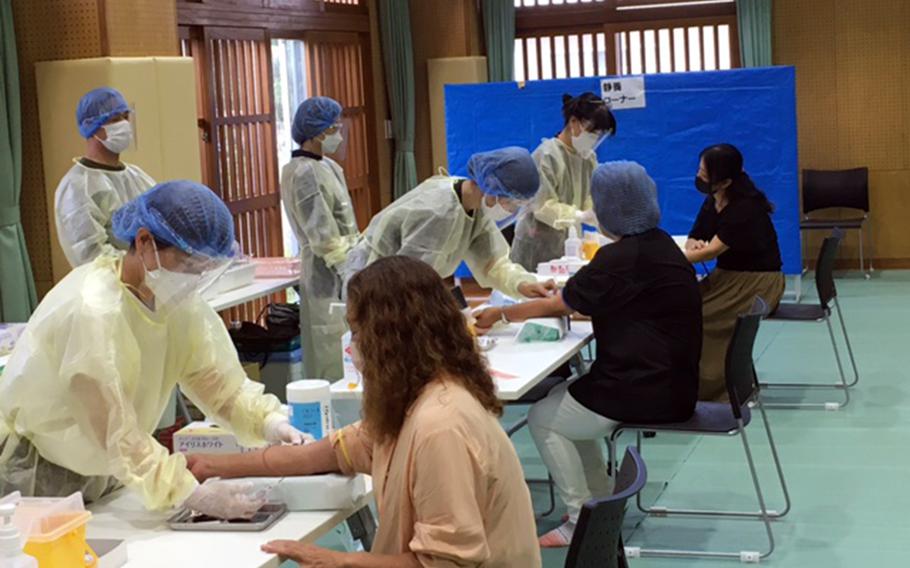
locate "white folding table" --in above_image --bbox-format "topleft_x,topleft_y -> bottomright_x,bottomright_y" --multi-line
87,481 -> 374,568
331,321 -> 594,402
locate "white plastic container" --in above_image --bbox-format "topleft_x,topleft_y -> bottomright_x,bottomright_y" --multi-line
287,380 -> 333,440
235,474 -> 368,511
0,502 -> 37,568
564,225 -> 582,259
201,261 -> 256,300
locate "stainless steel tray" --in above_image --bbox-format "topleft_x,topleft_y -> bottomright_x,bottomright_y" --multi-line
167,502 -> 288,532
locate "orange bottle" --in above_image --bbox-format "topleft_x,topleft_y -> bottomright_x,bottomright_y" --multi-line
582,231 -> 600,260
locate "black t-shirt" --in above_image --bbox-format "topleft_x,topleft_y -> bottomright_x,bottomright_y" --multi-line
563,229 -> 702,423
688,196 -> 783,272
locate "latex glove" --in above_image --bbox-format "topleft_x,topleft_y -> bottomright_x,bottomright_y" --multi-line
576,209 -> 598,226
264,416 -> 312,445
183,479 -> 265,520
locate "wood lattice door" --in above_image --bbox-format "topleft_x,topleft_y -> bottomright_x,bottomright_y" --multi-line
182,26 -> 286,323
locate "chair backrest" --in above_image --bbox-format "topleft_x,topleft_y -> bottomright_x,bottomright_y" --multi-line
802,168 -> 869,215
814,229 -> 844,308
724,297 -> 767,415
565,447 -> 647,568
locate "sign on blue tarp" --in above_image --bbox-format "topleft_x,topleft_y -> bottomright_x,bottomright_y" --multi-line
445,67 -> 801,275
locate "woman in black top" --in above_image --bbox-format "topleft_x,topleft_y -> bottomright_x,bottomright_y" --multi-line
474,161 -> 702,547
685,143 -> 784,401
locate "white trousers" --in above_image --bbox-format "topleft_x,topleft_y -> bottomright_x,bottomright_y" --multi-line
527,381 -> 619,523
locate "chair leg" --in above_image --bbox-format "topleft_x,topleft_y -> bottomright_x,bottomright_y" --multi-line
825,315 -> 852,406
835,298 -> 860,388
866,216 -> 875,274
760,313 -> 852,410
627,422 -> 776,561
738,422 -> 776,560
858,225 -> 865,275
755,398 -> 792,518
629,426 -> 785,520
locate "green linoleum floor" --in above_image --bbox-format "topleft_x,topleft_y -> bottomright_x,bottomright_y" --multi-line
315,270 -> 910,567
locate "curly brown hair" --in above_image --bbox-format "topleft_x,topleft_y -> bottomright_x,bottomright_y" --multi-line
347,256 -> 503,444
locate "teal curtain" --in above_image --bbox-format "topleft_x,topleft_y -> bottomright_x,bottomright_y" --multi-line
378,0 -> 417,199
482,0 -> 515,82
0,0 -> 36,322
736,0 -> 772,67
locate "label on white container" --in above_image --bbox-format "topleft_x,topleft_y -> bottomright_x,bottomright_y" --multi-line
287,380 -> 333,440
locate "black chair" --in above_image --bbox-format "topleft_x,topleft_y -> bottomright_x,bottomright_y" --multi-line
761,229 -> 859,409
801,168 -> 873,277
564,446 -> 647,568
606,298 -> 789,562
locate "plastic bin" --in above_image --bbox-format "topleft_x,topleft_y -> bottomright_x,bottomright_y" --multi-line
241,348 -> 303,402
10,493 -> 97,568
253,258 -> 301,278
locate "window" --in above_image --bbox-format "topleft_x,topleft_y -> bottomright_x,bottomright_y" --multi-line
514,0 -> 738,81
272,38 -> 309,260
614,21 -> 734,75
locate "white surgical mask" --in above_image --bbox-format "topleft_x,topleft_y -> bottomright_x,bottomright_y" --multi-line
571,129 -> 601,159
96,120 -> 133,154
482,197 -> 514,223
351,337 -> 364,372
141,244 -> 200,309
321,131 -> 343,154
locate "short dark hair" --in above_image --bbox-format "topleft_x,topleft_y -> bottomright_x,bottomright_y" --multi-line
562,92 -> 617,135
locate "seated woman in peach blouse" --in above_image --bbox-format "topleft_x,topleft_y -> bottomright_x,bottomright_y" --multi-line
187,255 -> 542,568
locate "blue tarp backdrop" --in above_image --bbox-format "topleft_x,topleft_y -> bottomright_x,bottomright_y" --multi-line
445,66 -> 801,275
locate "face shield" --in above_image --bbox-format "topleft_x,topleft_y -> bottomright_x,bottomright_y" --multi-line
482,194 -> 531,229
140,241 -> 234,313
319,121 -> 347,160
572,120 -> 613,158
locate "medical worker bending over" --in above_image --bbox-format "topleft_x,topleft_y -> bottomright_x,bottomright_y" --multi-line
344,146 -> 556,299
511,92 -> 616,271
281,96 -> 359,380
0,181 -> 303,519
187,256 -> 542,568
55,87 -> 155,267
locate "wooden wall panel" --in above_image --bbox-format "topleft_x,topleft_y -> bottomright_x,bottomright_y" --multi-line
774,0 -> 910,266
773,0 -> 838,171
834,0 -> 906,172
103,0 -> 179,56
408,0 -> 483,181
